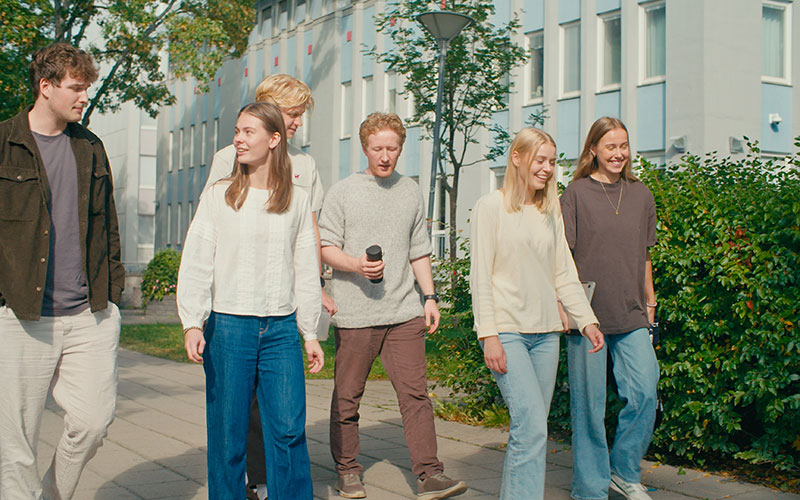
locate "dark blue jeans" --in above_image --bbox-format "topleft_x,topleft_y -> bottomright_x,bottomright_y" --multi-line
203,311 -> 312,500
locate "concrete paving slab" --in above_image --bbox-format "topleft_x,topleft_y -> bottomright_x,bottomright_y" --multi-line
23,348 -> 798,500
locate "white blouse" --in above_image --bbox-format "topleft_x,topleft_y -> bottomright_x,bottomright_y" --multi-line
177,182 -> 321,340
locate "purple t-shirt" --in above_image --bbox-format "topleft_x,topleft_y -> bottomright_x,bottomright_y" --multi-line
32,129 -> 89,316
560,176 -> 656,334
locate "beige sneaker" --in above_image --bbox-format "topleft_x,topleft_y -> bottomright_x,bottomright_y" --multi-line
336,473 -> 366,499
610,473 -> 653,500
416,473 -> 467,500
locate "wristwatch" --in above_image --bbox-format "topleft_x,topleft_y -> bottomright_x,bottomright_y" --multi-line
423,293 -> 439,303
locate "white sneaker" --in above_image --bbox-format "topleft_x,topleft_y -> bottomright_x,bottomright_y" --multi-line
610,473 -> 653,500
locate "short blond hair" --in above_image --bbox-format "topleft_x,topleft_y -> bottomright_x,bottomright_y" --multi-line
359,112 -> 406,149
255,74 -> 314,112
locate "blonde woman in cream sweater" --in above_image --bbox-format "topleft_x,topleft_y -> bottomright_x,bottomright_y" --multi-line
470,128 -> 605,500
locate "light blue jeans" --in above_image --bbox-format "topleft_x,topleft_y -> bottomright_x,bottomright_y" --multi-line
567,328 -> 659,500
484,332 -> 560,500
203,311 -> 312,500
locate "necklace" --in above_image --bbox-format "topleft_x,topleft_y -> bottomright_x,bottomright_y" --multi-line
599,179 -> 624,215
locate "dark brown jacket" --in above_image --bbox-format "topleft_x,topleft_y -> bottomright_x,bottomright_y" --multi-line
0,107 -> 124,320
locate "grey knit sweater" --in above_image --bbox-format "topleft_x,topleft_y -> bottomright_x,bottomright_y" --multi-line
318,171 -> 432,328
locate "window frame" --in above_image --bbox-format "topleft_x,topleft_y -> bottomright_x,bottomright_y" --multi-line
559,20 -> 581,99
639,0 -> 666,86
524,30 -> 545,105
762,0 -> 792,85
597,10 -> 622,92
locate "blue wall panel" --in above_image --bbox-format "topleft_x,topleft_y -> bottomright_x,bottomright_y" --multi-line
271,44 -> 280,75
254,48 -> 264,82
523,0 -> 545,31
558,0 -> 581,24
362,6 -> 375,77
177,84 -> 184,128
557,98 -> 581,159
342,15 -> 353,83
405,126 -> 421,177
339,138 -> 351,179
596,0 -> 620,13
761,83 -> 792,154
304,30 -> 314,87
240,55 -> 249,107
492,110 -> 510,167
493,1 -> 510,26
636,83 -> 665,151
288,35 -> 297,77
522,103 -> 546,127
310,0 -> 321,19
595,90 -> 620,119
214,73 -> 221,118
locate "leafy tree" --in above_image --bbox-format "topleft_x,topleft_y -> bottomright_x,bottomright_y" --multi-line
0,0 -> 255,125
369,0 -> 527,262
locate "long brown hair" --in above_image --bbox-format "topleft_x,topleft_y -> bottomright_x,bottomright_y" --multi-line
573,117 -> 638,182
224,102 -> 292,213
502,127 -> 558,214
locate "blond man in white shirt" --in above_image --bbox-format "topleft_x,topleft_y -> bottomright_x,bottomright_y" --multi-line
202,75 -> 332,500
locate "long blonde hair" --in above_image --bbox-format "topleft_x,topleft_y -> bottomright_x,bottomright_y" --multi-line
502,127 -> 558,213
573,117 -> 637,182
224,103 -> 292,213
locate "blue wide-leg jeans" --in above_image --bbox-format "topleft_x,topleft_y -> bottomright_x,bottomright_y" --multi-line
567,328 -> 659,500
485,332 -> 560,500
203,311 -> 312,500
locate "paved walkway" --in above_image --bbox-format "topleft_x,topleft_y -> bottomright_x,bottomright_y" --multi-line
37,348 -> 798,500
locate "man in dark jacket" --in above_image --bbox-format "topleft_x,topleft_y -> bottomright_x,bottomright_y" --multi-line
0,43 -> 124,500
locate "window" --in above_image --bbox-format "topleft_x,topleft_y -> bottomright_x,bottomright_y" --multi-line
561,22 -> 581,97
599,12 -> 621,90
168,131 -> 174,172
341,81 -> 352,138
763,1 -> 791,83
362,76 -> 374,121
278,0 -> 288,33
178,128 -> 184,170
295,0 -> 307,25
526,31 -> 544,101
260,6 -> 272,38
177,203 -> 183,245
385,71 -> 398,115
641,2 -> 666,83
189,124 -> 195,168
166,204 -> 172,246
201,121 -> 207,166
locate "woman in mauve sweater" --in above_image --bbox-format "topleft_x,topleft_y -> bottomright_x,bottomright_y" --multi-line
469,128 -> 605,500
177,102 -> 323,500
561,117 -> 659,500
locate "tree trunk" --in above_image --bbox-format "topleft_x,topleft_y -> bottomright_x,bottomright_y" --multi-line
448,165 -> 460,291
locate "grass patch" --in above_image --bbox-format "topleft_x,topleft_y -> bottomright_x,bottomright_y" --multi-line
120,323 -> 445,380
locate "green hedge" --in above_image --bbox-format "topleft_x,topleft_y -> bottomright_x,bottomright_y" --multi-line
141,249 -> 181,308
432,142 -> 800,473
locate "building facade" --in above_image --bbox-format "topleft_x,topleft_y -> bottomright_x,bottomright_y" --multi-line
155,0 -> 798,255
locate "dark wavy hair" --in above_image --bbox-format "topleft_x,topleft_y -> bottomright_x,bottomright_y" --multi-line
29,43 -> 99,98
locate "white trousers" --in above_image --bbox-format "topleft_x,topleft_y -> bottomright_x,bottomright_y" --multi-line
0,303 -> 120,500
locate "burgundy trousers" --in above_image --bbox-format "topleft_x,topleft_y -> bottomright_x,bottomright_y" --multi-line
329,316 -> 444,479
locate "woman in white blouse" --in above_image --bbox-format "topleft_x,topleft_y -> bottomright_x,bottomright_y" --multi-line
470,128 -> 604,500
178,102 -> 323,500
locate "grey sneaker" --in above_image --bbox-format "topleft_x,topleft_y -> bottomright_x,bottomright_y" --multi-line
416,473 -> 467,500
610,473 -> 653,500
336,473 -> 367,499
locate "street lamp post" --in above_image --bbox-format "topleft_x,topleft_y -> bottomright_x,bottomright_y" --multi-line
415,10 -> 474,238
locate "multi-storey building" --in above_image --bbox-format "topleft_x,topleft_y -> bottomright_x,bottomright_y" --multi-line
155,0 -> 798,255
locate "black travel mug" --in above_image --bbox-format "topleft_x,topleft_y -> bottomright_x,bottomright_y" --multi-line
366,245 -> 383,284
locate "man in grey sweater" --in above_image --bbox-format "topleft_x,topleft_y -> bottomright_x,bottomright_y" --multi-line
319,113 -> 466,500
